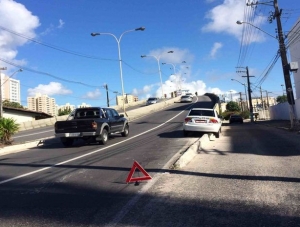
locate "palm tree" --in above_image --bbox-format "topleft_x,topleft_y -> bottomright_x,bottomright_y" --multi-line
0,117 -> 19,145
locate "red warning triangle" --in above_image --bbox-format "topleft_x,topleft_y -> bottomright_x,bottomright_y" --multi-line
126,161 -> 152,183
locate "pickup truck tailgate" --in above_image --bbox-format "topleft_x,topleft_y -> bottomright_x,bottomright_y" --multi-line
55,120 -> 96,133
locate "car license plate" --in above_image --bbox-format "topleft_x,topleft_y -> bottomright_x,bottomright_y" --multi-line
68,133 -> 80,137
195,120 -> 206,123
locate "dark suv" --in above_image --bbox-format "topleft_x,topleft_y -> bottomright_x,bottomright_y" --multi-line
229,114 -> 243,124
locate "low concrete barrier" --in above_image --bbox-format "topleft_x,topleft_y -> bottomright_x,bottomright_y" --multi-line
17,97 -> 180,132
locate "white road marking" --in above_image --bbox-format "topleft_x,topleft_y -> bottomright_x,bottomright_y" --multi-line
0,104 -> 195,185
13,130 -> 54,139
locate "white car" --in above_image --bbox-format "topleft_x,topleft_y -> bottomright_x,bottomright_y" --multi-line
180,95 -> 193,103
185,92 -> 194,98
183,108 -> 222,138
146,97 -> 158,105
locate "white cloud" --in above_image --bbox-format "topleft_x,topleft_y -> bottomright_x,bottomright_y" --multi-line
27,82 -> 72,96
40,19 -> 65,36
210,42 -> 223,58
202,0 -> 267,43
0,0 -> 40,68
58,19 -> 65,29
82,89 -> 101,99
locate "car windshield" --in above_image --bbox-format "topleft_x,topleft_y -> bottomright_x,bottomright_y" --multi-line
148,98 -> 156,101
181,96 -> 190,98
189,109 -> 214,117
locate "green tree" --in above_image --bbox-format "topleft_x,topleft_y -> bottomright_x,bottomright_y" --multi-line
0,117 -> 19,145
58,107 -> 72,116
276,95 -> 287,103
2,100 -> 24,109
226,101 -> 241,112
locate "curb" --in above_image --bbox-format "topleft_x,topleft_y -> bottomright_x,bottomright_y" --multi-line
173,134 -> 211,169
0,136 -> 56,156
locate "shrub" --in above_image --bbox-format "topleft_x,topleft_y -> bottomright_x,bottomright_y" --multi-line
0,117 -> 20,145
240,110 -> 250,119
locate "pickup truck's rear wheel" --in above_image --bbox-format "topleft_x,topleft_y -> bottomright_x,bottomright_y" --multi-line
99,129 -> 108,145
121,124 -> 129,137
61,138 -> 74,147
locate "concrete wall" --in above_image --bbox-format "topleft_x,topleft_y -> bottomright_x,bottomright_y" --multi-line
269,98 -> 300,120
3,112 -> 35,123
17,97 -> 179,132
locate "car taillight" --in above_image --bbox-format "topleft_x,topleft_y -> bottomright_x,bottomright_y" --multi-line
184,117 -> 192,123
209,118 -> 218,123
92,121 -> 97,129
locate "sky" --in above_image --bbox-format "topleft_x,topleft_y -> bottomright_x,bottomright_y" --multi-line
0,0 -> 299,107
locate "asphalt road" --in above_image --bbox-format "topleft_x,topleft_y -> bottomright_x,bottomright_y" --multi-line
0,98 -> 202,227
11,96 -> 213,144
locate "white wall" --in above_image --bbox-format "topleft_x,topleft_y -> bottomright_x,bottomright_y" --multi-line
269,98 -> 300,120
3,112 -> 35,123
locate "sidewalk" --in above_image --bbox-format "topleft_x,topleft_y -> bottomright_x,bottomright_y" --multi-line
111,120 -> 300,227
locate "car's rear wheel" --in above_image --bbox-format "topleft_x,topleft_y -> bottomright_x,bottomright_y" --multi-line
61,138 -> 74,147
121,124 -> 129,137
214,130 -> 220,138
99,129 -> 108,145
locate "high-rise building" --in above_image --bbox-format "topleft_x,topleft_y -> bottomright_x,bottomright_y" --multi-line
1,73 -> 21,104
27,93 -> 56,116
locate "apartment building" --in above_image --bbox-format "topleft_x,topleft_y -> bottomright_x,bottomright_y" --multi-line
77,103 -> 91,108
59,103 -> 76,111
27,93 -> 56,116
116,94 -> 138,106
1,73 -> 21,104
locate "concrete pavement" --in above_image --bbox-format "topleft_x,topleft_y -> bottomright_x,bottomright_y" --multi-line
106,120 -> 300,227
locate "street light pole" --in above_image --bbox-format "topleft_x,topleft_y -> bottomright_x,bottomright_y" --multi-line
231,78 -> 249,110
162,61 -> 187,93
281,84 -> 285,96
141,51 -> 173,99
1,68 -> 23,86
91,27 -> 145,116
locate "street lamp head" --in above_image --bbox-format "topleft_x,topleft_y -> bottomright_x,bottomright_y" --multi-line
135,27 -> 145,31
141,55 -> 147,58
91,32 -> 100,37
236,20 -> 243,25
182,61 -> 186,63
162,63 -> 166,65
167,51 -> 174,53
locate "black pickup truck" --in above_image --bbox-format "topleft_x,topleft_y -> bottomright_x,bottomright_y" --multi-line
54,107 -> 129,147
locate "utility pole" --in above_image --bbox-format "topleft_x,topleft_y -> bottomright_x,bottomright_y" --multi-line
239,92 -> 243,111
273,0 -> 295,105
239,66 -> 255,122
0,67 -> 7,118
104,84 -> 109,107
273,0 -> 297,128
